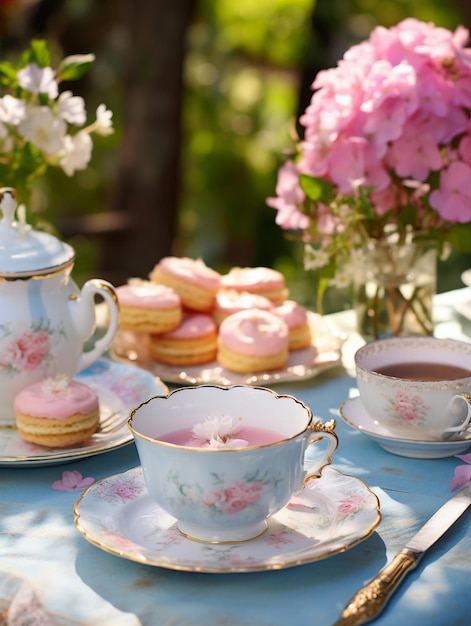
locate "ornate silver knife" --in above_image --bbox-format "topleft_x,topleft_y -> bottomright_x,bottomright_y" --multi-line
333,481 -> 471,625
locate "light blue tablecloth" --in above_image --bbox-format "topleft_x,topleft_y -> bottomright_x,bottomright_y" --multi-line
1,290 -> 470,626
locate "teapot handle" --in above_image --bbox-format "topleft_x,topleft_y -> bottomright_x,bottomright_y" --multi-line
76,279 -> 119,372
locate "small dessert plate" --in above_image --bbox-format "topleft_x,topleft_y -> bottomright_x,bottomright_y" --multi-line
0,358 -> 168,467
339,396 -> 471,459
110,312 -> 345,385
74,465 -> 380,573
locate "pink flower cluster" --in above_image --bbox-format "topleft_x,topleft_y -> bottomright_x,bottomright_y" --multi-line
0,329 -> 50,374
203,481 -> 264,514
388,390 -> 429,425
268,18 -> 471,232
338,493 -> 367,516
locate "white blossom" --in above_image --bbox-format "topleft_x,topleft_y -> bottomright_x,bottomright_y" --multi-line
329,269 -> 351,290
18,106 -> 66,155
191,415 -> 248,448
17,63 -> 58,99
58,91 -> 86,125
0,95 -> 26,125
94,104 -> 114,136
59,131 -> 93,176
304,244 -> 330,270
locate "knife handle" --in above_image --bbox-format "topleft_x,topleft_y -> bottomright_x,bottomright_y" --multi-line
332,548 -> 420,626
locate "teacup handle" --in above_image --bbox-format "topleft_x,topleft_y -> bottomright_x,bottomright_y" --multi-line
303,419 -> 338,484
443,393 -> 471,435
75,279 -> 120,372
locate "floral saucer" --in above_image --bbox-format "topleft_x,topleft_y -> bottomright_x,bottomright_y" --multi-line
110,312 -> 345,385
74,465 -> 380,573
339,396 -> 471,459
0,358 -> 167,467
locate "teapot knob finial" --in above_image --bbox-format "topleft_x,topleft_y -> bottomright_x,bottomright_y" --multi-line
0,188 -> 18,225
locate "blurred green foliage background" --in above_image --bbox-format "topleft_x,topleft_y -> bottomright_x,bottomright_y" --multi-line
1,0 -> 470,312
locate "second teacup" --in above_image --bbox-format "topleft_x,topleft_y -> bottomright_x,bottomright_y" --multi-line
355,337 -> 471,441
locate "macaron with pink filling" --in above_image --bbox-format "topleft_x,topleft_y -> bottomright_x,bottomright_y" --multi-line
115,280 -> 182,334
149,312 -> 217,366
273,300 -> 312,350
14,376 -> 100,448
213,289 -> 274,325
217,308 -> 289,373
150,257 -> 221,312
220,267 -> 288,304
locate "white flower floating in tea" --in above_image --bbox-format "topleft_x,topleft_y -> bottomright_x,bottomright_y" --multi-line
191,415 -> 248,449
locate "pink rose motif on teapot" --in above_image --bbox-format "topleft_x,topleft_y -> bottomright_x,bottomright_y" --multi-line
0,323 -> 66,375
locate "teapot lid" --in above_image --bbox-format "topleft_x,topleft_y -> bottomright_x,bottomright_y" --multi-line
0,188 -> 74,277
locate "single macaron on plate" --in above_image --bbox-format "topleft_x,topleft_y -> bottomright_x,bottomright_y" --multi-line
0,357 -> 168,467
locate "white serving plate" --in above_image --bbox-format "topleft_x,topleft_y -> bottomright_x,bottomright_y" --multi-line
110,312 -> 345,385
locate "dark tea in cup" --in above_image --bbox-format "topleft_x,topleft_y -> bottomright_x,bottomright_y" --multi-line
373,362 -> 471,381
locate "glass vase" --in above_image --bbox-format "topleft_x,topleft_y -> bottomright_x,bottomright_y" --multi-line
352,239 -> 437,341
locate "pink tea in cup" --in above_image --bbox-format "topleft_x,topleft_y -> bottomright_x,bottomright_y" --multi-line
158,423 -> 285,448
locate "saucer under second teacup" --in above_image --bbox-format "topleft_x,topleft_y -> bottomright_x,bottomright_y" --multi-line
339,396 -> 471,459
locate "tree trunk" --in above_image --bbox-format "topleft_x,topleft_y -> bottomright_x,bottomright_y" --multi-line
101,0 -> 195,285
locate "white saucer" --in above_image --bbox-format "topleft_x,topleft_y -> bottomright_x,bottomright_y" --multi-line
110,312 -> 345,385
339,397 -> 471,459
74,465 -> 380,573
0,358 -> 168,467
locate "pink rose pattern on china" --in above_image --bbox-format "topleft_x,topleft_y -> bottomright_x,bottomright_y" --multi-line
337,493 -> 368,516
165,469 -> 270,516
384,389 -> 430,429
0,323 -> 62,376
90,473 -> 147,505
201,481 -> 264,514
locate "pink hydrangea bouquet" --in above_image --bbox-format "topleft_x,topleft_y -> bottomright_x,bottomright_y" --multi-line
0,39 -> 113,209
267,18 -> 471,312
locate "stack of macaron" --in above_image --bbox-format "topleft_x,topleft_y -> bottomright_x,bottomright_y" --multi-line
115,256 -> 312,373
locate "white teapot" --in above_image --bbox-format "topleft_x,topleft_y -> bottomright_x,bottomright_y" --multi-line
0,188 -> 119,425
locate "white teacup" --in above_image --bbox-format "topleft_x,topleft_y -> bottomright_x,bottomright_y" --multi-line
355,337 -> 471,441
129,385 -> 338,543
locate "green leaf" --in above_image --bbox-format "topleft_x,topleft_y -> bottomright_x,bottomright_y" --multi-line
29,40 -> 51,68
38,92 -> 49,106
448,223 -> 471,252
398,203 -> 418,228
357,186 -> 376,219
0,62 -> 18,86
299,174 -> 333,203
57,54 -> 95,81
